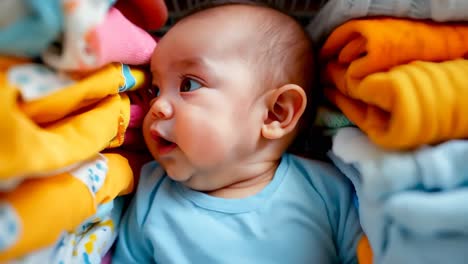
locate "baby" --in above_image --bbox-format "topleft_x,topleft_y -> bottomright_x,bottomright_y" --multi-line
113,2 -> 362,263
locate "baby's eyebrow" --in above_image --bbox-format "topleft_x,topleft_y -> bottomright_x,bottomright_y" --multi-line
172,57 -> 211,71
151,56 -> 216,82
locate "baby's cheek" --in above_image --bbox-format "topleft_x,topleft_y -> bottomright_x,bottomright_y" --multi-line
177,112 -> 231,166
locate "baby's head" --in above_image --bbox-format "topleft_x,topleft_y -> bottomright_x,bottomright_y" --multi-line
144,2 -> 314,191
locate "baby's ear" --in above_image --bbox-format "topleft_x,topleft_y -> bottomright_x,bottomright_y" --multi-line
261,84 -> 307,140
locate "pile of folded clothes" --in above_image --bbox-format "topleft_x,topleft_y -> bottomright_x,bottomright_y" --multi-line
307,1 -> 468,263
0,0 -> 167,262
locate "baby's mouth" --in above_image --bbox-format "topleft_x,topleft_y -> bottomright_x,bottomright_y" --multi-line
156,136 -> 177,155
158,137 -> 173,147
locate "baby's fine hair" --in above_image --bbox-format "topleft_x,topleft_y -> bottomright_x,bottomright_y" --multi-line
177,1 -> 315,94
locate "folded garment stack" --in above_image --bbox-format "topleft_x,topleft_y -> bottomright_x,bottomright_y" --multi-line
0,0 -> 167,262
306,0 -> 468,263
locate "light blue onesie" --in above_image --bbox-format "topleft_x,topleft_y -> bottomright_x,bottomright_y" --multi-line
113,153 -> 362,264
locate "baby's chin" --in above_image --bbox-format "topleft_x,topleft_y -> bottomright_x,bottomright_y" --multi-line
166,170 -> 216,191
163,165 -> 194,183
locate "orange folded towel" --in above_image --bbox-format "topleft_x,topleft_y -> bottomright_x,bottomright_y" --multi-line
320,18 -> 468,81
320,18 -> 468,149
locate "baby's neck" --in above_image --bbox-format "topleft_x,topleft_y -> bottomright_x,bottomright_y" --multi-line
202,159 -> 280,199
181,143 -> 286,199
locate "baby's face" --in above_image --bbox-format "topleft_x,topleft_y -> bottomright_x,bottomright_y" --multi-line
143,12 -> 267,190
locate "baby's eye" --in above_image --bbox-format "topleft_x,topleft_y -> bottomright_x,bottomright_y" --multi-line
148,85 -> 160,97
180,78 -> 202,93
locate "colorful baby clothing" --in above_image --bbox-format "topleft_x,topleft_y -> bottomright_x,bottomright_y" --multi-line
0,153 -> 133,262
0,0 -> 62,57
43,6 -> 157,71
9,197 -> 126,264
40,0 -> 115,70
53,198 -> 125,264
81,7 -> 156,70
0,57 -> 146,186
0,0 -> 166,72
0,1 -> 165,263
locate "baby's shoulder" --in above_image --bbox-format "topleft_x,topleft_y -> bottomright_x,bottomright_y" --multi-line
285,153 -> 355,202
287,154 -> 347,181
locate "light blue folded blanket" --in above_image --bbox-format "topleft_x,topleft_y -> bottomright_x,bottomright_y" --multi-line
329,127 -> 468,264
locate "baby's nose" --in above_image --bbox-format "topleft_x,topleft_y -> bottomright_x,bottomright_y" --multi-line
152,98 -> 173,119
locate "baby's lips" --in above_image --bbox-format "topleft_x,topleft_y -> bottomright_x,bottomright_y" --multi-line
149,130 -> 161,142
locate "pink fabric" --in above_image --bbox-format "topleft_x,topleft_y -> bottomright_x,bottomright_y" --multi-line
87,7 -> 157,68
129,104 -> 145,128
122,128 -> 146,149
127,84 -> 156,128
101,251 -> 112,264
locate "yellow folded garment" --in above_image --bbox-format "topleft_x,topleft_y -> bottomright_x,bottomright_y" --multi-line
357,235 -> 373,264
325,59 -> 468,149
0,86 -> 129,180
320,18 -> 468,149
0,153 -> 134,262
20,63 -> 146,124
0,57 -> 148,180
320,18 -> 468,81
